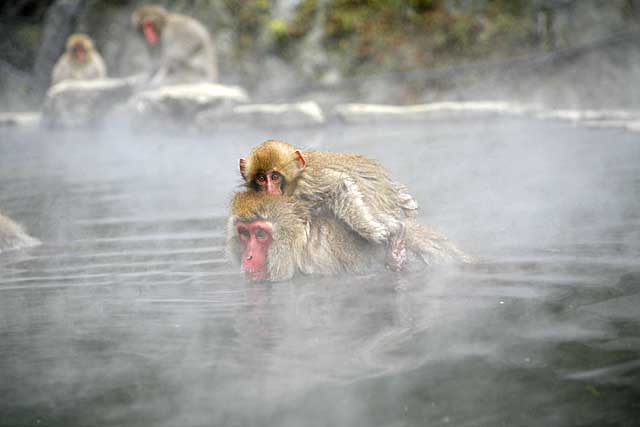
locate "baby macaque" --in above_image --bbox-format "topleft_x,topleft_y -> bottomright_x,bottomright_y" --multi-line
132,4 -> 217,85
0,211 -> 40,253
51,33 -> 107,86
226,192 -> 469,282
239,140 -> 419,271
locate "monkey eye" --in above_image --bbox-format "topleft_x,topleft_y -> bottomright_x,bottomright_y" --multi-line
255,174 -> 266,184
237,227 -> 250,239
270,172 -> 281,181
255,228 -> 268,239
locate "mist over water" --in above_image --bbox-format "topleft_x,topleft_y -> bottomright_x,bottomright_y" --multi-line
1,119 -> 639,426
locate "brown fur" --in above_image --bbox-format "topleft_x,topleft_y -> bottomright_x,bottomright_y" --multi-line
51,33 -> 107,85
242,140 -> 304,193
241,140 -> 418,244
226,191 -> 470,282
131,5 -> 169,33
227,192 -> 310,281
132,4 -> 217,85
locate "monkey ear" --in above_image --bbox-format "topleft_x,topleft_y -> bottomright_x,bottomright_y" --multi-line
239,158 -> 246,179
293,150 -> 306,170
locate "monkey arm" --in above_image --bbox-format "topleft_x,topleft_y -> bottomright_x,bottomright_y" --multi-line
151,19 -> 206,84
298,168 -> 404,244
51,57 -> 69,86
90,53 -> 107,79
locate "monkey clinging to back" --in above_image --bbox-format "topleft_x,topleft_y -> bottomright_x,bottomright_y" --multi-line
227,191 -> 469,282
239,139 -> 420,271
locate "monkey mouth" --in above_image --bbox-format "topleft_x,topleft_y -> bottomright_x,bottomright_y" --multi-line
243,269 -> 267,281
74,49 -> 86,63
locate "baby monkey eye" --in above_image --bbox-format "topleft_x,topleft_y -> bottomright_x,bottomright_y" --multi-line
256,174 -> 266,184
270,172 -> 281,181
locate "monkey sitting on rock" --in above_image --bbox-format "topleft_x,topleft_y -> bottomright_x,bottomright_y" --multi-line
239,140 -> 420,272
226,191 -> 470,282
51,33 -> 107,86
132,4 -> 217,86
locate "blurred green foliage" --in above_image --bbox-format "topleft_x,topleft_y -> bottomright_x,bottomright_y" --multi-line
1,0 -> 638,89
317,0 -> 538,74
222,0 -> 272,55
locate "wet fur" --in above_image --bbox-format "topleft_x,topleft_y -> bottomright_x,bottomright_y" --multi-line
242,140 -> 419,244
227,192 -> 469,282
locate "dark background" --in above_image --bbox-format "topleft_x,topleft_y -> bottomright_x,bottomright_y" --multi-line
2,0 -> 640,110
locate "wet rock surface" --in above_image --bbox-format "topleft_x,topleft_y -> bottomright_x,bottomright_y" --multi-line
0,112 -> 41,128
16,80 -> 640,134
128,83 -> 249,130
42,78 -> 135,128
196,101 -> 325,130
333,101 -> 537,124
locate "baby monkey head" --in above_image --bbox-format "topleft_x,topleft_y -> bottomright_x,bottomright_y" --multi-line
239,140 -> 306,196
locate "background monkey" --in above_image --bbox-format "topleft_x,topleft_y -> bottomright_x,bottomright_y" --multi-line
226,191 -> 469,282
0,211 -> 40,253
51,33 -> 107,86
132,4 -> 217,86
239,139 -> 419,271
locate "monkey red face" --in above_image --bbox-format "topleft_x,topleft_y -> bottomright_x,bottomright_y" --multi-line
254,171 -> 283,195
237,221 -> 273,281
72,45 -> 86,63
142,18 -> 159,46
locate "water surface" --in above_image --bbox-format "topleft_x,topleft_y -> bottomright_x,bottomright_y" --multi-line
1,119 -> 639,426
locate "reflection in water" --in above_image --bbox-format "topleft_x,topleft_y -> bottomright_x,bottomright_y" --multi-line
0,120 -> 639,426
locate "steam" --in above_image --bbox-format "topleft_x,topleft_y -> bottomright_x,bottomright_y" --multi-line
1,2 -> 640,426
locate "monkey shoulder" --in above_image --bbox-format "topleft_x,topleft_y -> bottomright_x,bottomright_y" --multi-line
298,152 -> 393,199
165,13 -> 211,43
303,151 -> 388,182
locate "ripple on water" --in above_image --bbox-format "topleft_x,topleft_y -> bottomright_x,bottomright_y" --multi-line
1,122 -> 639,426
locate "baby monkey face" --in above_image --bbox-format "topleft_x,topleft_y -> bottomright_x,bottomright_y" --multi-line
254,171 -> 283,195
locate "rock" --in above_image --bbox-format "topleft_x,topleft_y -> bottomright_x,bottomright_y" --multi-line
333,101 -> 536,124
196,101 -> 325,130
536,109 -> 640,123
0,212 -> 40,253
536,109 -> 640,133
128,83 -> 249,130
0,112 -> 41,129
626,121 -> 640,133
42,78 -> 135,128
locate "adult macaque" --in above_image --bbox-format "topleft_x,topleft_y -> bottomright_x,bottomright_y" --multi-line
51,33 -> 107,85
239,140 -> 419,271
0,211 -> 40,253
226,192 -> 469,282
132,4 -> 217,85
